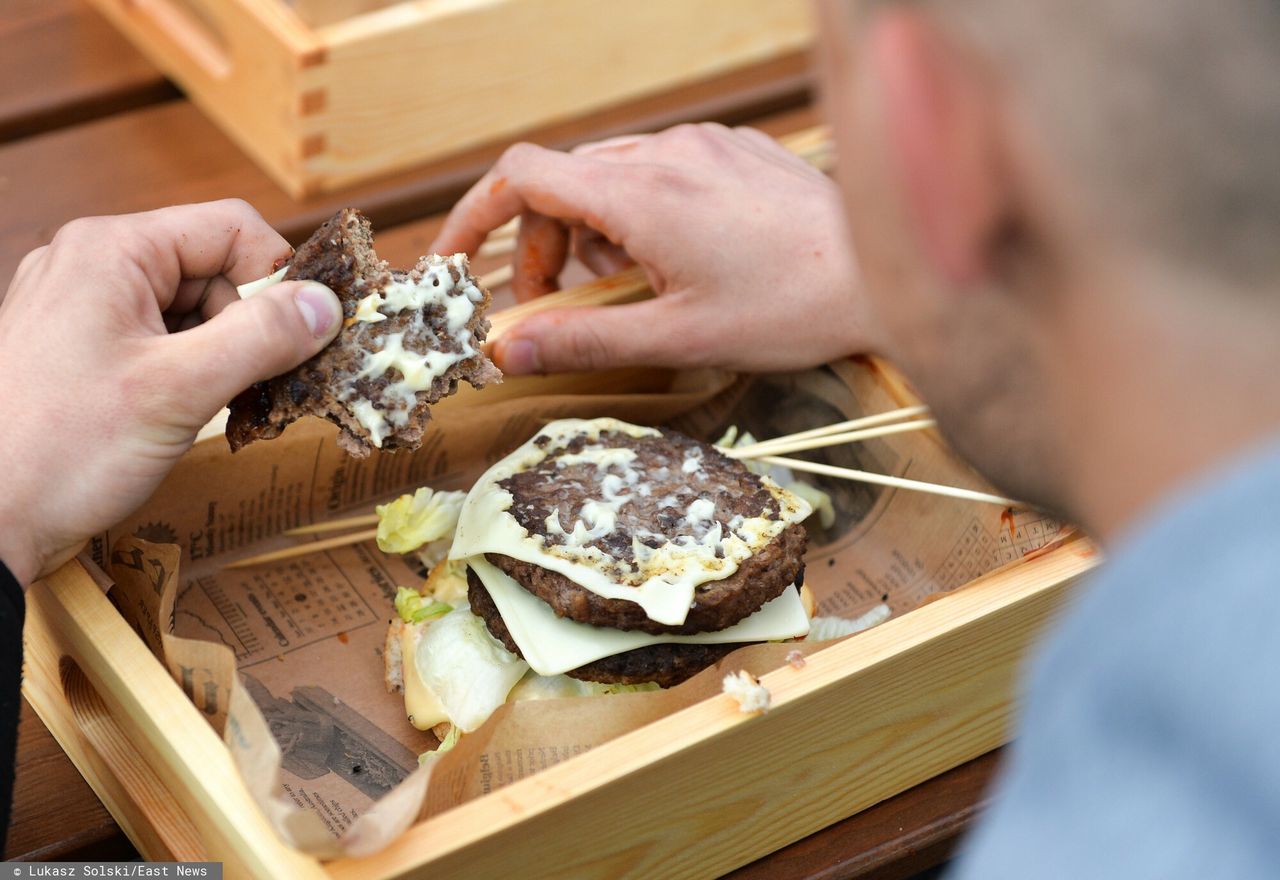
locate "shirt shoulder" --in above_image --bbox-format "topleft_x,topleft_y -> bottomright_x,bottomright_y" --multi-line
951,438 -> 1280,880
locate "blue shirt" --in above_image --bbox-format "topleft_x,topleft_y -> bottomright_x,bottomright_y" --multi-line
952,437 -> 1280,879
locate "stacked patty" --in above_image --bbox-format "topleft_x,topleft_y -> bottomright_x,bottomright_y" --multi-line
454,418 -> 812,687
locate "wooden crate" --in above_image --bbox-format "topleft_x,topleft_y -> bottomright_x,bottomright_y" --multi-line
22,533 -> 1097,878
83,0 -> 813,197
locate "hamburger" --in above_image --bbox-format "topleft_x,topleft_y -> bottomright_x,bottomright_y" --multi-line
385,417 -> 814,739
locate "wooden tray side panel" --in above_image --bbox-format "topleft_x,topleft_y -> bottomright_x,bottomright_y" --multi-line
329,543 -> 1095,880
299,0 -> 813,192
21,563 -> 330,879
84,0 -> 313,196
23,589 -> 186,862
21,534 -> 1093,878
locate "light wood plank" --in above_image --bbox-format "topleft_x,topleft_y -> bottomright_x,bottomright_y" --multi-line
326,537 -> 1096,880
0,0 -> 174,142
23,563 -> 330,878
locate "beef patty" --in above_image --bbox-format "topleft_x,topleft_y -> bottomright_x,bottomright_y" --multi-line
495,428 -> 807,633
226,208 -> 501,458
485,526 -> 805,635
467,569 -> 741,688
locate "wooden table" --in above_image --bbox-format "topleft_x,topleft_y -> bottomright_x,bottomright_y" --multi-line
1,2 -> 1003,875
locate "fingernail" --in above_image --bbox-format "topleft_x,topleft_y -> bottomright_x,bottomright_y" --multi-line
294,283 -> 338,337
500,339 -> 541,374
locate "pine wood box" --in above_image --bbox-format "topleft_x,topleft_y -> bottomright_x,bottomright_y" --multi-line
23,531 -> 1097,878
83,0 -> 814,197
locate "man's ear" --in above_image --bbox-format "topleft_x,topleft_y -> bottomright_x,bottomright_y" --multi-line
869,9 -> 1008,287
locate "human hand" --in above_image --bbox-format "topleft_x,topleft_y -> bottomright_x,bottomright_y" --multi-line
431,123 -> 875,374
0,200 -> 342,584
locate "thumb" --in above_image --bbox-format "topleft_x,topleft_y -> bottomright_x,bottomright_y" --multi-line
493,298 -> 702,374
160,280 -> 342,415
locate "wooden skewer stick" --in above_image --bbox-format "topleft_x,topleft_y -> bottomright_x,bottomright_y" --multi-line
224,529 -> 379,569
729,405 -> 931,453
479,264 -> 514,290
727,419 -> 937,459
477,237 -> 517,258
755,455 -> 1018,507
283,514 -> 379,536
482,216 -> 520,245
486,265 -> 652,344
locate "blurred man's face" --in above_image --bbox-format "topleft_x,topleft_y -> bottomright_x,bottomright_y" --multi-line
814,1 -> 1071,513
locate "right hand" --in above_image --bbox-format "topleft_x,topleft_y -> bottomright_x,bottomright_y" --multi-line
431,123 -> 876,374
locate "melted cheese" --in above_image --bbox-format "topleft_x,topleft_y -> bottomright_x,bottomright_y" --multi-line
450,418 -> 812,626
350,400 -> 389,447
235,267 -> 287,299
400,623 -> 448,730
468,555 -> 810,676
342,254 -> 487,446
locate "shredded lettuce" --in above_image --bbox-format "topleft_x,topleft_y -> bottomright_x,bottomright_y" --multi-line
424,558 -> 469,607
376,488 -> 467,562
420,724 -> 461,764
507,673 -> 660,702
806,604 -> 892,641
415,608 -> 529,732
715,425 -> 835,528
787,481 -> 836,530
394,586 -> 452,624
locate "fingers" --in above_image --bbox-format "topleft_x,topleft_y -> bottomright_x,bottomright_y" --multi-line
151,280 -> 341,422
430,144 -> 640,256
48,199 -> 292,311
512,211 -> 570,303
572,227 -> 635,277
492,296 -> 710,374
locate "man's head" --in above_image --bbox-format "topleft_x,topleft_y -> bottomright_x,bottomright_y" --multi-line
817,0 -> 1280,531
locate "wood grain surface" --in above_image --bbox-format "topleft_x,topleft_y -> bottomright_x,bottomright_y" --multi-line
0,0 -> 176,143
1,3 -> 1007,875
0,50 -> 811,284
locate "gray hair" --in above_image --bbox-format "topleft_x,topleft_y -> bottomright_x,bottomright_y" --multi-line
866,0 -> 1280,285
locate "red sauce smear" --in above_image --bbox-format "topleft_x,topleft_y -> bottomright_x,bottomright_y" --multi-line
1000,507 -> 1017,543
336,631 -> 349,644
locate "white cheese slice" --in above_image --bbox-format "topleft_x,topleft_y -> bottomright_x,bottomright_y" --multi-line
400,623 -> 448,731
235,267 -> 288,298
467,555 -> 811,676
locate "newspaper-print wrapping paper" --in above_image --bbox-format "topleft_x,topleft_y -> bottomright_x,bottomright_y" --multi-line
99,359 -> 1065,858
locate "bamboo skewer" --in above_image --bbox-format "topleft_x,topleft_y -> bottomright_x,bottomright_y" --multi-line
727,418 -> 936,460
224,529 -> 379,570
283,514 -> 379,536
478,264 -> 514,290
732,405 -> 931,451
753,455 -> 1018,507
486,265 -> 652,343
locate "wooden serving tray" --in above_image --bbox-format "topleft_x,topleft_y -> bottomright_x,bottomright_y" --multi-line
84,0 -> 813,197
22,533 -> 1096,878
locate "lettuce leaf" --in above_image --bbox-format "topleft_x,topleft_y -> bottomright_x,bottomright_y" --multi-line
419,724 -> 462,764
376,488 -> 467,561
424,558 -> 469,607
507,673 -> 660,702
415,608 -> 529,732
806,604 -> 892,641
394,586 -> 452,624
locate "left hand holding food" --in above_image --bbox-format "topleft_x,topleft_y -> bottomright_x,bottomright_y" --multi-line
0,199 -> 342,584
